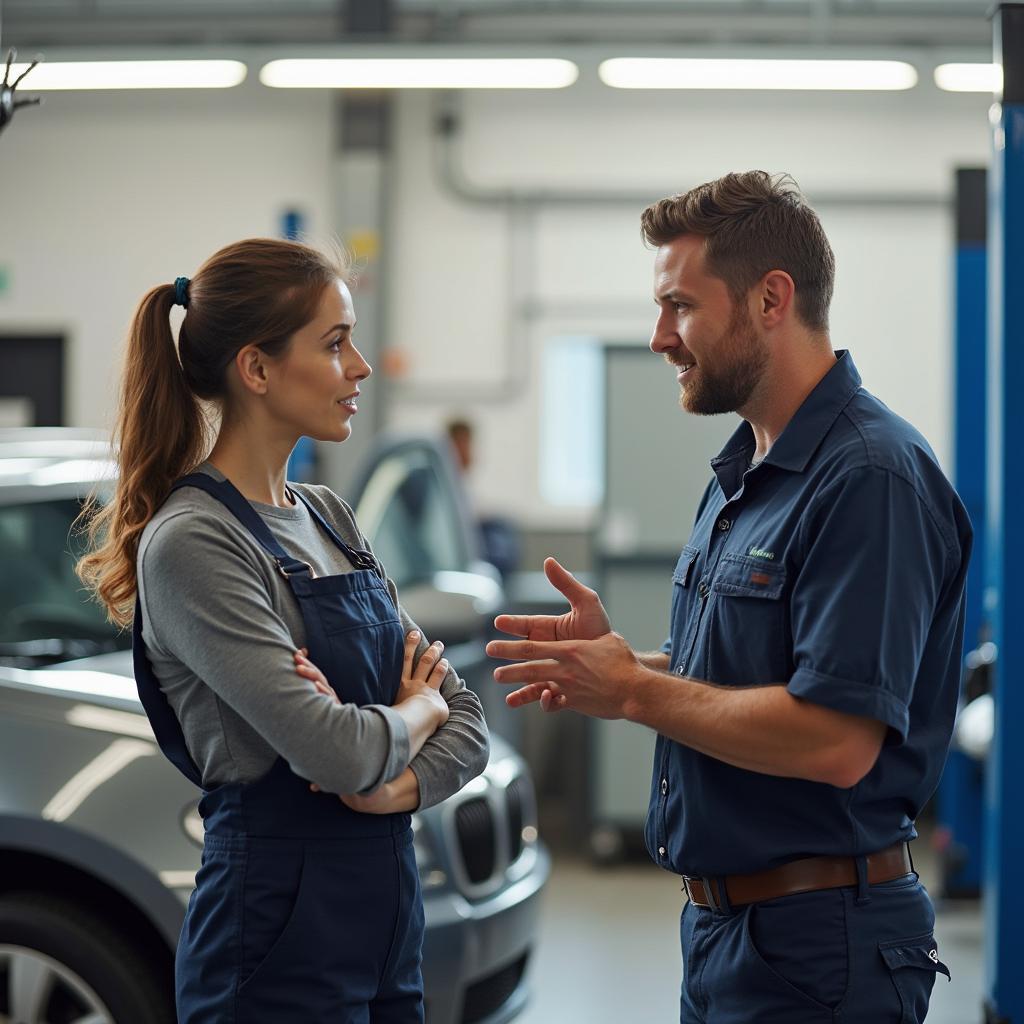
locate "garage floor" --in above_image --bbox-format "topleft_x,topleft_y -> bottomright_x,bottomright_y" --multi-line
516,849 -> 984,1023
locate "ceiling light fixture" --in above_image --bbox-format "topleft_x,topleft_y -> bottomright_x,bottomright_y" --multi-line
599,58 -> 918,91
260,58 -> 578,90
5,60 -> 247,90
934,63 -> 1002,94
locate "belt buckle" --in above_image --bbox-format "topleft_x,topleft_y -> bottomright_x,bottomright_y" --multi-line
702,876 -> 722,912
683,876 -> 721,911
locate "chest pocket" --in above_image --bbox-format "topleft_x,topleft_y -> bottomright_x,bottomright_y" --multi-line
706,553 -> 789,685
673,545 -> 700,588
668,545 -> 701,671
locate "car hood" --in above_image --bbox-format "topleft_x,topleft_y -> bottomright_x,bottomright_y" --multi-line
50,648 -> 135,678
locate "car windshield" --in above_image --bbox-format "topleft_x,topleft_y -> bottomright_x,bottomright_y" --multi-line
0,498 -> 129,665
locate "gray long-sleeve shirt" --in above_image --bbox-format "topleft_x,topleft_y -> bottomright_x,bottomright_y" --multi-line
136,462 -> 489,808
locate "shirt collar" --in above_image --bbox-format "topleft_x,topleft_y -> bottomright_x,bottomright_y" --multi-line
710,350 -> 862,475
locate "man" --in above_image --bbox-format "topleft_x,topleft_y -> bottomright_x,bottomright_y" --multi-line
446,416 -> 522,581
487,170 -> 971,1023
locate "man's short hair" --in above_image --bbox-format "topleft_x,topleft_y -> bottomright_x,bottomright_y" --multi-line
640,171 -> 835,334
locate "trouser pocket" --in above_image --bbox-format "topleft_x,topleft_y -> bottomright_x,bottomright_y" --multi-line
878,933 -> 951,1024
744,888 -> 849,1014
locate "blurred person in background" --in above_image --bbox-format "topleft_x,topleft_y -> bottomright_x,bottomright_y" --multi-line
446,416 -> 522,583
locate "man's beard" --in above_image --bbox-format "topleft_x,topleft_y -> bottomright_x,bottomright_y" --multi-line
678,304 -> 769,416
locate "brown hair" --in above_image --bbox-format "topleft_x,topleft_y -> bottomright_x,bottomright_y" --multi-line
76,237 -> 349,626
640,171 -> 835,333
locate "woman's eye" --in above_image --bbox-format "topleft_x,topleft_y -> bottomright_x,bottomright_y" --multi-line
329,338 -> 342,351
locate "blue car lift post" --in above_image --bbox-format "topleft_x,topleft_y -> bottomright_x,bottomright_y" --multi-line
985,6 -> 1024,1022
938,167 -> 987,899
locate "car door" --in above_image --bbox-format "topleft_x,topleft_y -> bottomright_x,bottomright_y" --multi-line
348,434 -> 511,732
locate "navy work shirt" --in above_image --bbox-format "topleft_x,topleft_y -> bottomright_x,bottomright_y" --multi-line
645,351 -> 972,878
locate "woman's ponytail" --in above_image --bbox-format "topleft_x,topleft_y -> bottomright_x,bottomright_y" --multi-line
76,283 -> 210,626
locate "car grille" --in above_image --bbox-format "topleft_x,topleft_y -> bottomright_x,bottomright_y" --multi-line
505,777 -> 526,863
460,954 -> 529,1024
455,797 -> 496,884
452,775 -> 534,891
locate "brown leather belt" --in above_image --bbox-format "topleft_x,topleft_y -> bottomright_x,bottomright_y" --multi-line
682,842 -> 912,911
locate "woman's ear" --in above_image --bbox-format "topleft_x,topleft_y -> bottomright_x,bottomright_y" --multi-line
233,344 -> 270,396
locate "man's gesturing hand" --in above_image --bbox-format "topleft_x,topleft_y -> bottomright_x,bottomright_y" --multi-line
494,557 -> 612,644
487,631 -> 640,720
489,557 -> 614,712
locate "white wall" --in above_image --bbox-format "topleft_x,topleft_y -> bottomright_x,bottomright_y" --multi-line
0,81 -> 333,427
385,81 -> 992,525
0,74 -> 992,527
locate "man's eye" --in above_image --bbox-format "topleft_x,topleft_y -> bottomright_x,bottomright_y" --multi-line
674,303 -> 689,313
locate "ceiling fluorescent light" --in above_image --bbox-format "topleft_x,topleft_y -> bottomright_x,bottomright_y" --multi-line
260,58 -> 578,90
934,63 -> 1002,94
599,58 -> 917,91
6,60 -> 247,90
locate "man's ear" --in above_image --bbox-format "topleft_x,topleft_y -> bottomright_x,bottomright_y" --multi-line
759,270 -> 797,329
233,345 -> 270,396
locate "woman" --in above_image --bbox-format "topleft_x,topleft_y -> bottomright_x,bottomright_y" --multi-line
77,238 -> 490,1023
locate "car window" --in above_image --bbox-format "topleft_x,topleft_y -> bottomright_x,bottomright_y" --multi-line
354,445 -> 469,589
0,499 -> 127,653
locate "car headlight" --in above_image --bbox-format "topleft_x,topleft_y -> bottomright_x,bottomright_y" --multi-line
412,815 -> 447,891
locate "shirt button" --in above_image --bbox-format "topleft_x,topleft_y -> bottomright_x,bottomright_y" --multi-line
661,778 -> 668,796
697,579 -> 710,598
658,846 -> 667,858
717,518 -> 731,532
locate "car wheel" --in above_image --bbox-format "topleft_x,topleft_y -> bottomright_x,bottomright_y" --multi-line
0,892 -> 173,1024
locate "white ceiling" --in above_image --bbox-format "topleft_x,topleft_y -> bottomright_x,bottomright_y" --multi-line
1,0 -> 996,50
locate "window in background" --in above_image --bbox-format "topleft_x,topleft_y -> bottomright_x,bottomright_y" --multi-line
540,336 -> 604,507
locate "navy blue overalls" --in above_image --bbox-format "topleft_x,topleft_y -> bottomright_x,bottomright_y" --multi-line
132,473 -> 424,1024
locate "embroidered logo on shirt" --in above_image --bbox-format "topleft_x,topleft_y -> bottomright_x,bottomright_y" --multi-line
748,547 -> 775,560
928,949 -> 939,964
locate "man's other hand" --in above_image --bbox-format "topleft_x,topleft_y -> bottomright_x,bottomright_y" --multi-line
487,631 -> 640,720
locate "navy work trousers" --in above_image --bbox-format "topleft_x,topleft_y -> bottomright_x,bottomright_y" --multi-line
679,873 -> 950,1022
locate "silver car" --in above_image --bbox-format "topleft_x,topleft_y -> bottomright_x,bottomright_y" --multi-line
0,428 -> 549,1024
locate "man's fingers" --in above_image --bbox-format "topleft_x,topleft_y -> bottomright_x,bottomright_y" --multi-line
493,660 -> 563,685
487,638 -> 569,661
543,556 -> 590,603
506,683 -> 565,709
493,613 -> 560,639
505,683 -> 548,707
540,688 -> 568,713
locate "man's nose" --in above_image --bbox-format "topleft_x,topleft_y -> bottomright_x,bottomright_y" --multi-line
649,320 -> 679,355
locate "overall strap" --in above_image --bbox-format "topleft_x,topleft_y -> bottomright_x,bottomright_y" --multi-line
172,473 -> 313,578
132,595 -> 204,787
288,485 -> 381,576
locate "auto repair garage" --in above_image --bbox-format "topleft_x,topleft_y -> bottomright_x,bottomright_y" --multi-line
0,2 -> 1019,1022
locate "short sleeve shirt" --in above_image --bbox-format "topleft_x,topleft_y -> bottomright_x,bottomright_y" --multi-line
645,351 -> 973,877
